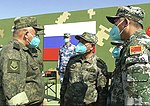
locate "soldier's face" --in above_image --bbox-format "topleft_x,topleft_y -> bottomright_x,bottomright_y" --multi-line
27,28 -> 37,39
114,18 -> 125,33
114,18 -> 129,40
25,27 -> 37,45
79,39 -> 94,53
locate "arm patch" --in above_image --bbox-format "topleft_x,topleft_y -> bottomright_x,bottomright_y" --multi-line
130,45 -> 143,55
7,59 -> 20,74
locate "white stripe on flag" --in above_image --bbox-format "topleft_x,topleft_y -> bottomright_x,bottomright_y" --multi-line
44,21 -> 96,37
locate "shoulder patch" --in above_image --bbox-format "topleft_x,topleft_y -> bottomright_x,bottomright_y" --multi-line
130,45 -> 143,55
7,59 -> 20,73
13,42 -> 20,50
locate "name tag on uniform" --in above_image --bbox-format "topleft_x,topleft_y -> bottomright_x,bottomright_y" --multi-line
130,45 -> 143,55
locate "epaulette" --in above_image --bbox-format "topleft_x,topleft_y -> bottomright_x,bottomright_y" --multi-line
13,42 -> 20,51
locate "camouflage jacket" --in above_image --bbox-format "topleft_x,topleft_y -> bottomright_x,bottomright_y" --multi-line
29,47 -> 43,72
113,30 -> 150,105
60,54 -> 107,105
57,43 -> 75,73
0,39 -> 44,106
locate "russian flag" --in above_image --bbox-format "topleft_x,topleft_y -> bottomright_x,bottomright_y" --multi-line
43,21 -> 96,60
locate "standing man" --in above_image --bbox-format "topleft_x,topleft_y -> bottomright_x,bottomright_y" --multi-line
60,32 -> 108,106
107,40 -> 124,105
106,6 -> 150,105
111,40 -> 124,65
0,16 -> 45,106
56,33 -> 76,84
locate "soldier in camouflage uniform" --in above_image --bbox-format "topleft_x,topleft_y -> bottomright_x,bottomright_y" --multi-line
111,40 -> 124,65
106,40 -> 124,105
106,6 -> 150,105
0,16 -> 45,106
29,47 -> 43,72
60,32 -> 108,106
56,33 -> 76,84
29,30 -> 44,73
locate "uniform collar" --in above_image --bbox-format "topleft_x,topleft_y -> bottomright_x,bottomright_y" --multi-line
79,54 -> 96,64
12,39 -> 29,51
29,48 -> 39,57
129,29 -> 145,40
124,29 -> 145,46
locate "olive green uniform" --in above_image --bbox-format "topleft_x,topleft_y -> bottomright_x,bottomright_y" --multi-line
0,39 -> 44,106
60,54 -> 107,106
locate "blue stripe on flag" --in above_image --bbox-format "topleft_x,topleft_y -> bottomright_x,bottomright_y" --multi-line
44,35 -> 79,48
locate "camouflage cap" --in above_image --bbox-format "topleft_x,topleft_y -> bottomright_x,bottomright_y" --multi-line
13,16 -> 44,31
64,33 -> 70,37
75,32 -> 98,44
106,6 -> 145,25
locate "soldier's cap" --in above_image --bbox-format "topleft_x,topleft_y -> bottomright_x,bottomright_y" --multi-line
13,16 -> 44,31
106,6 -> 145,25
75,32 -> 98,44
64,33 -> 70,37
111,40 -> 124,46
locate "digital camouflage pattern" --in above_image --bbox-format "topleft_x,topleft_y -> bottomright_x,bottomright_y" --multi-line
57,43 -> 76,84
109,40 -> 124,106
60,54 -> 108,106
75,32 -> 98,44
112,30 -> 150,105
106,6 -> 145,25
29,47 -> 43,72
0,39 -> 45,105
57,44 -> 76,73
110,66 -> 124,106
12,16 -> 43,31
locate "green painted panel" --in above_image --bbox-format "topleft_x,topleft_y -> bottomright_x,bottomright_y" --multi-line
0,3 -> 150,72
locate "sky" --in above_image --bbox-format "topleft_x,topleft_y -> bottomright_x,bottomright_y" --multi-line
0,0 -> 150,19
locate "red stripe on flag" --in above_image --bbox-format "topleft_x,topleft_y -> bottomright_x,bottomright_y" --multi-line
43,48 -> 59,60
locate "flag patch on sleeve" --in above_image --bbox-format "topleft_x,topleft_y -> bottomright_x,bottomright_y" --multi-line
130,45 -> 143,55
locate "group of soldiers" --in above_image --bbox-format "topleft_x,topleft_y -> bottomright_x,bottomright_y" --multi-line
0,5 -> 150,106
59,5 -> 150,106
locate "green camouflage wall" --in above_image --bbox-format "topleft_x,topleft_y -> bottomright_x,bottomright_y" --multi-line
0,3 -> 150,72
